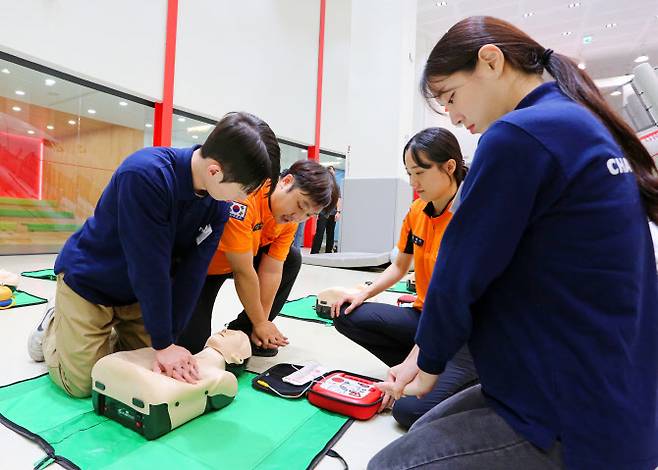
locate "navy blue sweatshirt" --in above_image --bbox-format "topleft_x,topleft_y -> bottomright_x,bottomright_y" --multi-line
417,82 -> 658,469
55,146 -> 230,350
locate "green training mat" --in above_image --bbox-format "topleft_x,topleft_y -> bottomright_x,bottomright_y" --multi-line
279,295 -> 333,325
386,281 -> 414,294
20,269 -> 56,281
0,372 -> 350,470
0,290 -> 48,310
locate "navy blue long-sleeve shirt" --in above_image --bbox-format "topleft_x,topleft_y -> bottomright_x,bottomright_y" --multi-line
417,82 -> 658,469
55,146 -> 230,350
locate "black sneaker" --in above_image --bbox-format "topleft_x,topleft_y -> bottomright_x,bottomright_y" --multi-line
250,342 -> 279,357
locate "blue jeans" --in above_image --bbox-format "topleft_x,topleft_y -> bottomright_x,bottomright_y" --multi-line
333,302 -> 478,428
368,384 -> 564,469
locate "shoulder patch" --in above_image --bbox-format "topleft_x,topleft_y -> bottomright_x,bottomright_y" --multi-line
229,202 -> 248,221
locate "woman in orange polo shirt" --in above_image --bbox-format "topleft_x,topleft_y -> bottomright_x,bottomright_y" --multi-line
331,127 -> 478,428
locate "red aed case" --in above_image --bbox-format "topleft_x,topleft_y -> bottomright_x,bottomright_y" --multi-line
307,371 -> 383,420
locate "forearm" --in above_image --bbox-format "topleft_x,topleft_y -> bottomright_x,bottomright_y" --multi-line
258,269 -> 282,318
362,255 -> 412,299
233,269 -> 268,325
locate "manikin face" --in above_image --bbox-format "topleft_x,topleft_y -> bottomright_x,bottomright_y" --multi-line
269,174 -> 323,224
404,149 -> 455,203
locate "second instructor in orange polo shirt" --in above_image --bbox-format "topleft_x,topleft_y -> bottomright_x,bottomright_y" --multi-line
178,160 -> 339,356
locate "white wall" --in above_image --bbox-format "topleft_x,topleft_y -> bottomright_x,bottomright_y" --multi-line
174,0 -> 320,145
346,0 -> 417,179
0,0 -> 166,101
320,0 -> 351,154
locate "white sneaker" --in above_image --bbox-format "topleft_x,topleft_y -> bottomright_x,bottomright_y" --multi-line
28,299 -> 55,362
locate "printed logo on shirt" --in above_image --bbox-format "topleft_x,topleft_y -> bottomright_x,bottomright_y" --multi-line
196,224 -> 212,245
229,202 -> 248,221
253,223 -> 264,231
412,234 -> 424,247
606,157 -> 633,176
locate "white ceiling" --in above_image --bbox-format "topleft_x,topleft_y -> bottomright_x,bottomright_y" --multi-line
416,0 -> 658,80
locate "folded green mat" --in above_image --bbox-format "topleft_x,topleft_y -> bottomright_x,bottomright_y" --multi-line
279,296 -> 333,325
0,372 -> 350,470
20,269 -> 56,281
0,290 -> 48,310
385,281 -> 414,294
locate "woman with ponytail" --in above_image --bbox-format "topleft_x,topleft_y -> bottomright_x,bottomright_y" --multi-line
331,127 -> 478,429
371,16 -> 658,470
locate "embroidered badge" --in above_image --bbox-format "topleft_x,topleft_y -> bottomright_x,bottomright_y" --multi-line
229,202 -> 248,221
253,223 -> 264,231
412,235 -> 424,247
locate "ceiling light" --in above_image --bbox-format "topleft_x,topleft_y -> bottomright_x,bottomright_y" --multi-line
192,135 -> 199,139
568,2 -> 580,7
68,120 -> 76,125
46,125 -> 54,130
523,12 -> 534,18
119,101 -> 128,106
187,124 -> 212,133
27,130 -> 35,135
87,109 -> 96,114
562,31 -> 572,36
578,62 -> 586,70
583,35 -> 593,44
11,106 -> 21,112
15,90 -> 25,96
436,1 -> 448,5
177,117 -> 186,122
1,68 -> 10,74
605,23 -> 617,29
44,78 -> 56,86
610,90 -> 622,96
145,123 -> 153,128
634,55 -> 649,63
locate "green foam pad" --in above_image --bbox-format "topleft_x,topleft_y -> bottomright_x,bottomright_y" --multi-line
0,208 -> 74,219
0,290 -> 48,310
385,281 -> 414,294
0,197 -> 56,207
0,372 -> 349,469
279,295 -> 333,325
25,223 -> 80,232
20,269 -> 56,281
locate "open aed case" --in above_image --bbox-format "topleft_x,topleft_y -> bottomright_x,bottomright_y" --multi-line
252,363 -> 383,420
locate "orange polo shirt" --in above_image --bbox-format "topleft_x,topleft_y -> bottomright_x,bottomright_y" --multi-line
207,184 -> 298,275
396,198 -> 453,310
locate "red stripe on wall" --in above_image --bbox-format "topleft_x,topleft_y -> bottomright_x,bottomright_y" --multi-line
153,0 -> 179,146
304,0 -> 327,247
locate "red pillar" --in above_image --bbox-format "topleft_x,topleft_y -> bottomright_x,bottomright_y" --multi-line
304,0 -> 326,247
153,0 -> 178,146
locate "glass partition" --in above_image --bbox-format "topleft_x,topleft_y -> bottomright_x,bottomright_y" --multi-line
0,55 -> 154,254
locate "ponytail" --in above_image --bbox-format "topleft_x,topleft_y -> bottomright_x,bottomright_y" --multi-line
422,16 -> 658,223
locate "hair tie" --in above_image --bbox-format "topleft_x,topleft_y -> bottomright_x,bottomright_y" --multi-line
541,48 -> 554,66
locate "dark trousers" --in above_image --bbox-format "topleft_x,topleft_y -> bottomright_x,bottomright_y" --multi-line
177,245 -> 302,354
333,302 -> 479,429
310,214 -> 336,254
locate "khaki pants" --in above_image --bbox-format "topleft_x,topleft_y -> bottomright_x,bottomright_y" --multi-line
43,274 -> 151,398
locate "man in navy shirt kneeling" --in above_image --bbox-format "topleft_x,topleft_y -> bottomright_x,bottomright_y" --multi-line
28,112 -> 280,398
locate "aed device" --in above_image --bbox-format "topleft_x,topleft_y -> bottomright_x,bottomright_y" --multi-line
307,371 -> 383,420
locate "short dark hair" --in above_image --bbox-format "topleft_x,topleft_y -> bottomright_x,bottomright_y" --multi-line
284,160 -> 340,212
403,127 -> 467,185
201,112 -> 281,195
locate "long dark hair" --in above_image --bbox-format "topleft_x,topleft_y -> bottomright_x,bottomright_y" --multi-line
403,127 -> 467,185
201,111 -> 281,196
422,16 -> 658,223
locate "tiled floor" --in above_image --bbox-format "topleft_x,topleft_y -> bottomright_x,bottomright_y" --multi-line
0,254 -> 406,469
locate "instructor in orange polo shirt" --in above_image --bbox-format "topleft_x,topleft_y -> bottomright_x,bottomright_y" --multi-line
178,160 -> 339,356
331,128 -> 478,428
